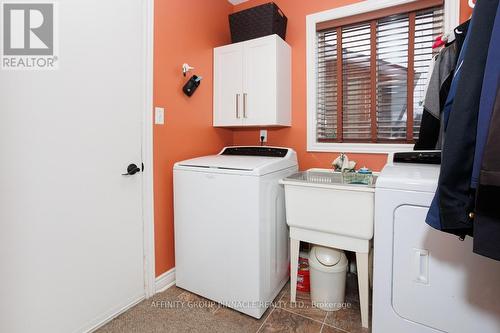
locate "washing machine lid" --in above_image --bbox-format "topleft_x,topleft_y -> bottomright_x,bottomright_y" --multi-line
376,163 -> 440,193
174,146 -> 298,176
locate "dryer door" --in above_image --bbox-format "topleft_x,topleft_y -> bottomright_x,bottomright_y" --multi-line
392,205 -> 500,333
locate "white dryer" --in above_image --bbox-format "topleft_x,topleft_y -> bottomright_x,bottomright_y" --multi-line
173,146 -> 298,318
373,155 -> 500,333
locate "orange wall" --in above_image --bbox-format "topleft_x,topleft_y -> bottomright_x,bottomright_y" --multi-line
153,0 -> 233,276
460,0 -> 474,22
231,0 -> 388,172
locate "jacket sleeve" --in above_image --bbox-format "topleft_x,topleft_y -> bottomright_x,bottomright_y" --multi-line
438,0 -> 499,232
474,84 -> 500,261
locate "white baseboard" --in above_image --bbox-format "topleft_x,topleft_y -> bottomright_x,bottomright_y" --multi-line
86,295 -> 145,333
155,268 -> 176,293
85,268 -> 175,332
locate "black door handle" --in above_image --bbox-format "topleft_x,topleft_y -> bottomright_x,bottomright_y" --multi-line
122,163 -> 141,176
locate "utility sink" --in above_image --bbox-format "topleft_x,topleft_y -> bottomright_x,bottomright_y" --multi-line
281,168 -> 375,328
280,168 -> 376,241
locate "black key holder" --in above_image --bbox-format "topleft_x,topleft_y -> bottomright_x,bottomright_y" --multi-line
183,75 -> 202,97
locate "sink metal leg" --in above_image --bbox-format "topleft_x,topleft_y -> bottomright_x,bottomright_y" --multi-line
290,238 -> 300,303
356,251 -> 370,328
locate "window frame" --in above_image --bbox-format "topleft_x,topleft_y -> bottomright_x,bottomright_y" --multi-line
306,0 -> 459,153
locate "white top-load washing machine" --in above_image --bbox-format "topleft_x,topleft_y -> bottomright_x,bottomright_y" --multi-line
373,153 -> 500,333
173,146 -> 298,318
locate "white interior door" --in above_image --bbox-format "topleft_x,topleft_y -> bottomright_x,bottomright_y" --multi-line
243,37 -> 276,126
213,43 -> 243,126
0,1 -> 148,332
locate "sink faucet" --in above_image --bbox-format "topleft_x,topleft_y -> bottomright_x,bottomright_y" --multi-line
332,153 -> 356,172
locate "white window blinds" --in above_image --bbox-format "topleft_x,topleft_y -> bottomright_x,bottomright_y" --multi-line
316,5 -> 444,143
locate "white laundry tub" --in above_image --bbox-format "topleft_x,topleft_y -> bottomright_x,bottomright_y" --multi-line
280,169 -> 376,241
281,168 -> 375,328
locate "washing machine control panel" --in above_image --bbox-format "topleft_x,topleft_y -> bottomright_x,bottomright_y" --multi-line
394,151 -> 441,164
221,146 -> 289,158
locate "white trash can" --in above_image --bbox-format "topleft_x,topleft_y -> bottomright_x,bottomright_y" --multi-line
309,245 -> 348,311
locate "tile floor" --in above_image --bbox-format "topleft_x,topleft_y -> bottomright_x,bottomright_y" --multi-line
97,273 -> 370,333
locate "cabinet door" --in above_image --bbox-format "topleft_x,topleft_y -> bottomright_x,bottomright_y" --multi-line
242,37 -> 277,126
213,44 -> 244,126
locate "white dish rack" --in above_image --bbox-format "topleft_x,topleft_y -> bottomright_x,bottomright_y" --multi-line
284,169 -> 377,187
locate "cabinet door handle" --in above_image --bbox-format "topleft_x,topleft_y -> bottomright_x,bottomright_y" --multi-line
235,93 -> 240,119
243,93 -> 247,118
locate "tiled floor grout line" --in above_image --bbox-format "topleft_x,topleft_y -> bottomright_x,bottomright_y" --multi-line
271,289 -> 335,330
323,323 -> 352,333
321,309 -> 329,327
255,307 -> 275,333
254,289 -> 286,333
322,312 -> 352,333
279,306 -> 327,326
320,323 -> 325,333
320,311 -> 352,333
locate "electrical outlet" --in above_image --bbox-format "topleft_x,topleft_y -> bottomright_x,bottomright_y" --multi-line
155,107 -> 164,125
260,129 -> 268,143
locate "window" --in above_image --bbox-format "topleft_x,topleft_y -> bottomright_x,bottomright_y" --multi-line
308,0 -> 445,151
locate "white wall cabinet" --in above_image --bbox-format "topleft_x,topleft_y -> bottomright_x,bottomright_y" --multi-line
213,35 -> 291,127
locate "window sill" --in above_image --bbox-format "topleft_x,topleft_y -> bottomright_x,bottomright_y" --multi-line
307,142 -> 414,154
